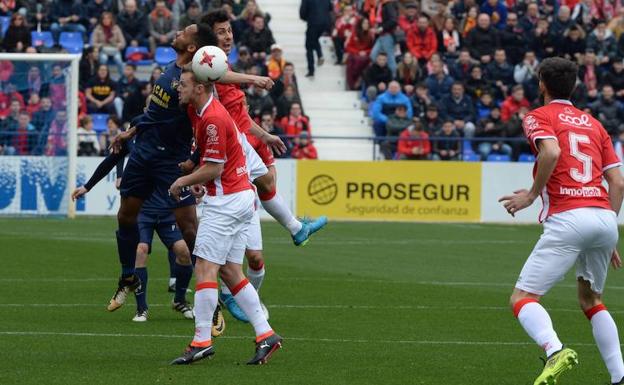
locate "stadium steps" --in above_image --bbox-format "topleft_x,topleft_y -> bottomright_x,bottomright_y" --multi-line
262,0 -> 373,160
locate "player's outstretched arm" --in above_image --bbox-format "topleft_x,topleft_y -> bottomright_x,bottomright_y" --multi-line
109,125 -> 137,154
169,162 -> 224,201
499,138 -> 560,216
220,70 -> 275,90
72,148 -> 129,201
249,120 -> 287,155
71,186 -> 89,201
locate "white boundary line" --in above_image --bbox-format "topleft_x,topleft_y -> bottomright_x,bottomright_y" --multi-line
4,277 -> 624,292
0,330 -> 601,347
1,303 -> 622,313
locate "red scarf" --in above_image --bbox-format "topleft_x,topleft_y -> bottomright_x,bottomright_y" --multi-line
103,25 -> 113,43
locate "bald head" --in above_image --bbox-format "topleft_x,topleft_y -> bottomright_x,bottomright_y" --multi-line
477,13 -> 490,29
125,0 -> 137,13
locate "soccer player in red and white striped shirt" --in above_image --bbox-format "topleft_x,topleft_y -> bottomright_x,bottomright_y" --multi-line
500,57 -> 624,385
169,69 -> 281,365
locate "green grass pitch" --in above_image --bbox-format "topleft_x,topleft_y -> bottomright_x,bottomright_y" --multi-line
2,218 -> 624,385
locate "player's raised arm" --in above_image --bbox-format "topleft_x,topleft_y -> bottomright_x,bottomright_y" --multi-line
248,120 -> 287,155
220,71 -> 274,90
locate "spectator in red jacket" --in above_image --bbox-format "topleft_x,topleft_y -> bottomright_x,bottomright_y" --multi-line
291,131 -> 318,160
397,120 -> 431,160
501,85 -> 530,122
280,102 -> 311,137
345,17 -> 375,90
332,4 -> 356,65
406,15 -> 438,64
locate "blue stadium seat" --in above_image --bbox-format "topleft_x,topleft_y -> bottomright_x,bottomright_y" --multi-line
486,154 -> 511,162
463,153 -> 481,162
59,32 -> 84,53
90,114 -> 109,133
155,46 -> 176,66
0,16 -> 9,38
462,139 -> 474,156
31,31 -> 55,48
228,45 -> 239,65
125,46 -> 153,66
518,153 -> 536,163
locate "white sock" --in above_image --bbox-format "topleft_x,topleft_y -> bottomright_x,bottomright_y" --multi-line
220,279 -> 231,296
588,306 -> 624,383
169,278 -> 176,287
260,193 -> 302,235
517,301 -> 563,357
232,278 -> 272,338
192,282 -> 218,346
247,265 -> 265,292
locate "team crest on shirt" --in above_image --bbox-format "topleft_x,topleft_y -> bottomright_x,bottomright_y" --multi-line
171,79 -> 180,90
206,124 -> 219,143
523,115 -> 539,134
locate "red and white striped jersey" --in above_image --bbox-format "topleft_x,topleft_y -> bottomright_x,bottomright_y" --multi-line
523,99 -> 621,222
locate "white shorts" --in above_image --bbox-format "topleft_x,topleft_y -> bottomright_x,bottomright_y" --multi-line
240,132 -> 268,182
193,189 -> 255,265
516,207 -> 618,295
246,209 -> 263,251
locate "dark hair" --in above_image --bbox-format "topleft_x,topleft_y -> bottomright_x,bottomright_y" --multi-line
195,22 -> 218,47
538,57 -> 578,100
107,115 -> 121,127
125,63 -> 137,71
181,68 -> 197,83
376,52 -> 388,58
511,84 -> 524,93
201,10 -> 230,28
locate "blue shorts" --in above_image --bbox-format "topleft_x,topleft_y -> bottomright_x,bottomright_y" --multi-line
138,210 -> 183,253
120,149 -> 195,209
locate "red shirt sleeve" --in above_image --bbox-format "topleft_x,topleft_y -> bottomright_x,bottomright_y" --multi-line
202,116 -> 227,164
523,109 -> 557,150
601,127 -> 622,171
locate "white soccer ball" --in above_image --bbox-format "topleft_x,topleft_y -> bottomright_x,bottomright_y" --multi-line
191,45 -> 228,82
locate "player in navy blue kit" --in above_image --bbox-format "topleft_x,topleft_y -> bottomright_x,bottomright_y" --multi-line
105,25 -> 214,311
71,139 -> 199,324
107,23 -> 284,312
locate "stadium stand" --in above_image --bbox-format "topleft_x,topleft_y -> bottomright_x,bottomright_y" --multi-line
0,0 -> 311,159
1,0 -> 623,161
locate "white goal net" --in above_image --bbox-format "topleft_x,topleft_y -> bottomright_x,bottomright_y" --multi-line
0,53 -> 80,217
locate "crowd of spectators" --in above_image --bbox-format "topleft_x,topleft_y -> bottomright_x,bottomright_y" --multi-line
0,0 -> 317,160
332,0 -> 624,161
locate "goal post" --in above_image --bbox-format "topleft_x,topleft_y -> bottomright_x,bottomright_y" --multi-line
0,53 -> 80,218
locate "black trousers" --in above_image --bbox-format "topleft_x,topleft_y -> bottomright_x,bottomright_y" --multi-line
305,24 -> 326,74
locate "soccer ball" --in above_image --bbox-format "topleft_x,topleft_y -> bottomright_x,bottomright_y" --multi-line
192,45 -> 228,82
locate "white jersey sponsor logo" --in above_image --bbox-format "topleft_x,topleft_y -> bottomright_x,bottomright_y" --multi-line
558,113 -> 592,127
559,186 -> 602,197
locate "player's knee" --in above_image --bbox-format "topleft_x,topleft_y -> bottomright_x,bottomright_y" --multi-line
254,173 -> 275,195
578,293 -> 602,312
172,242 -> 192,265
136,244 -> 149,263
246,251 -> 264,269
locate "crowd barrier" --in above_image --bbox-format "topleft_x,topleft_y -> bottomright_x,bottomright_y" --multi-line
2,156 -> 622,224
